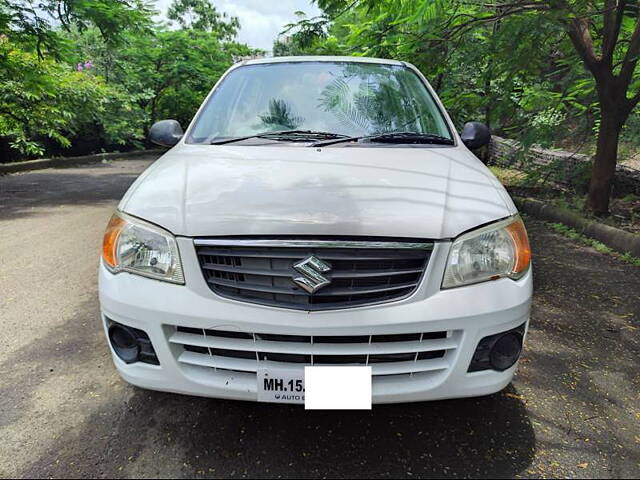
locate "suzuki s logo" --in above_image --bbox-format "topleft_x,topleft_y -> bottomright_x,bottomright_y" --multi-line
293,255 -> 332,293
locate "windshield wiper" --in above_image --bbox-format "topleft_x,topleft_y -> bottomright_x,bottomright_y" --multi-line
366,132 -> 455,145
311,131 -> 455,147
210,130 -> 349,145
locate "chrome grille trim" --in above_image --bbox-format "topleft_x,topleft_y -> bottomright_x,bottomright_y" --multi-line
178,352 -> 449,376
170,327 -> 459,377
194,238 -> 433,311
194,239 -> 434,249
204,278 -> 420,297
170,331 -> 458,355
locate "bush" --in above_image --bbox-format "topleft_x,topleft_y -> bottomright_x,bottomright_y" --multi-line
0,36 -> 146,159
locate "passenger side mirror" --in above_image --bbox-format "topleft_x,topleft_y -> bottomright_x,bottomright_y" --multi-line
460,122 -> 491,150
148,120 -> 184,147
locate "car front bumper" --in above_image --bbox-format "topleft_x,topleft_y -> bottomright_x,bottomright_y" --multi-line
98,240 -> 532,405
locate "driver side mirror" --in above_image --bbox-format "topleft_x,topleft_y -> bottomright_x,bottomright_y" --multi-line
148,119 -> 184,147
460,121 -> 491,150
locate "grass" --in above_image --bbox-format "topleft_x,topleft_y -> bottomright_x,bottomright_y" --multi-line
491,166 -> 640,264
549,222 -> 640,266
556,137 -> 640,165
489,166 -> 528,188
490,166 -> 639,235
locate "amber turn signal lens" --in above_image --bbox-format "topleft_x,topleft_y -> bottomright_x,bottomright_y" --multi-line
506,218 -> 531,274
102,214 -> 126,268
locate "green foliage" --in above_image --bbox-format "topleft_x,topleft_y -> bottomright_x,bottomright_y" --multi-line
278,1 -> 622,146
0,36 -> 146,156
0,0 -> 257,160
278,0 -> 640,212
82,27 -> 255,127
549,222 -> 640,266
516,157 -> 593,193
0,0 -> 153,57
488,166 -> 527,188
167,0 -> 239,39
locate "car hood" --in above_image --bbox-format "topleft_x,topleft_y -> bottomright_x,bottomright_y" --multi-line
120,144 -> 515,239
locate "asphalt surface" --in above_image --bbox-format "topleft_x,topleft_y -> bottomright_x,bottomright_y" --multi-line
0,156 -> 639,479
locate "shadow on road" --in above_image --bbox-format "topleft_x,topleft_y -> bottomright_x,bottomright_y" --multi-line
18,383 -> 535,478
0,162 -> 149,221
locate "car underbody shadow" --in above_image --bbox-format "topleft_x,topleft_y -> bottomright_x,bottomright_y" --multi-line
17,382 -> 535,478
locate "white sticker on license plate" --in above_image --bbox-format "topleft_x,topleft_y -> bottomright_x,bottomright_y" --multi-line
304,366 -> 372,410
257,368 -> 305,404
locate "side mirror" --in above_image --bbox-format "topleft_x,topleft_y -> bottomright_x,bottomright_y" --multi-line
460,121 -> 491,150
148,120 -> 184,147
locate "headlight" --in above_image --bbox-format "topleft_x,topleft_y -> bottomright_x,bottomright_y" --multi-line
442,215 -> 531,289
101,211 -> 184,284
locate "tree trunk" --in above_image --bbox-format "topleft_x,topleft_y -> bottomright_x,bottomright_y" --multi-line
587,107 -> 623,214
484,72 -> 492,129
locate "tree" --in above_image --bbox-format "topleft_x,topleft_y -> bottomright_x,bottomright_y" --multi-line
438,0 -> 640,214
562,0 -> 640,213
0,1 -> 153,158
0,36 -> 146,156
118,29 -> 255,126
0,0 -> 254,159
167,0 -> 239,40
286,0 -> 640,214
0,0 -> 153,57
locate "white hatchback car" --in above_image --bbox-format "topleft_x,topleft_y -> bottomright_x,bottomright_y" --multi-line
99,56 -> 532,405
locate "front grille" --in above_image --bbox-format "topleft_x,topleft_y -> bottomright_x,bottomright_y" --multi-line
170,326 -> 458,377
194,239 -> 433,310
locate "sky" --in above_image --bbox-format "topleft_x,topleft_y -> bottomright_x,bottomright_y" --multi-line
153,0 -> 322,51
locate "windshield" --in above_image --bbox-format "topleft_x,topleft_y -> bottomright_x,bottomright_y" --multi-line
187,61 -> 453,144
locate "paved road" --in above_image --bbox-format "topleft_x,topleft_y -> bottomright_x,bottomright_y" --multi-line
0,157 -> 639,479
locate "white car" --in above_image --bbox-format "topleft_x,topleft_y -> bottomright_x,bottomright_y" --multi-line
99,56 -> 532,405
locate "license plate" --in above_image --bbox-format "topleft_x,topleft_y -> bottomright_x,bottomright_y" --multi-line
257,367 -> 305,404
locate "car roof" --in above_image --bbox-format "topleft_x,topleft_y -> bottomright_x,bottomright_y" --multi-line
240,56 -> 405,67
